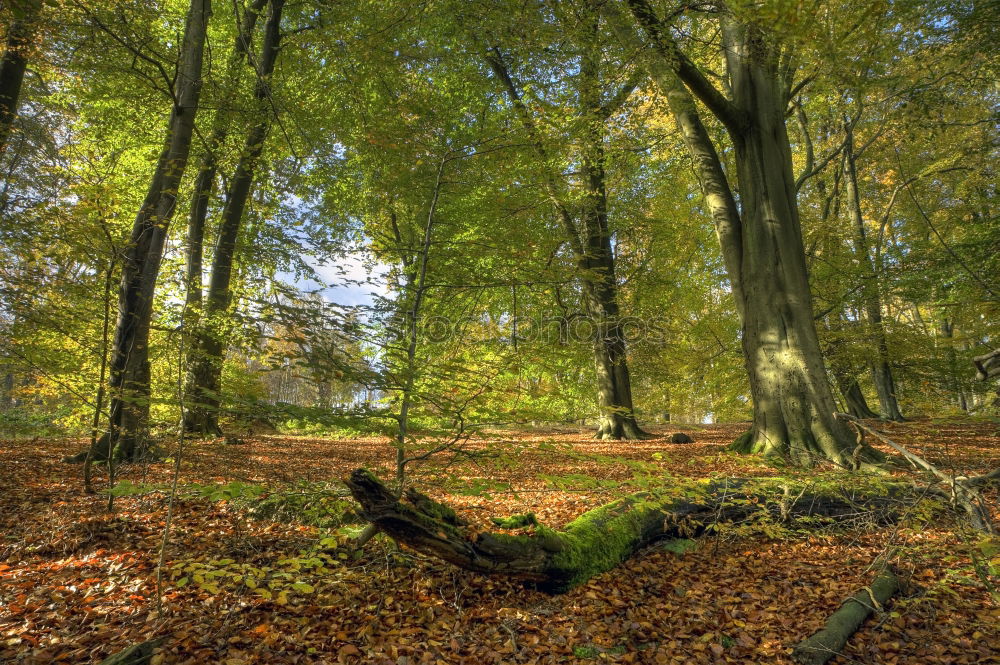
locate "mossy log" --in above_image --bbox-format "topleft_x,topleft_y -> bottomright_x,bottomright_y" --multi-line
345,469 -> 906,593
792,569 -> 899,665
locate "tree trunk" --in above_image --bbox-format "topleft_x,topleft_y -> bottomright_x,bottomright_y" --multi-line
843,123 -> 904,421
101,0 -> 211,460
974,349 -> 1000,381
483,22 -> 647,440
613,1 -> 879,467
185,0 -> 283,436
182,0 -> 267,433
346,469 -> 907,593
938,315 -> 968,410
184,0 -> 266,313
578,12 -> 647,440
792,569 -> 899,665
726,23 -> 868,464
0,0 -> 40,157
837,374 -> 879,420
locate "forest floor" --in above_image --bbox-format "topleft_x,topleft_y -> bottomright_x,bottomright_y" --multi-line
1,419 -> 998,665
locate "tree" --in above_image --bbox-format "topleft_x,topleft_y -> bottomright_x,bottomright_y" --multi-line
842,116 -> 906,420
184,0 -> 285,436
0,0 -> 41,157
606,0 -> 881,466
479,1 -> 649,439
98,0 -> 211,460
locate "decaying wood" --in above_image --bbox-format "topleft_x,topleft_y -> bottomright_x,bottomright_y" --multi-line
346,468 -> 908,593
792,569 -> 900,665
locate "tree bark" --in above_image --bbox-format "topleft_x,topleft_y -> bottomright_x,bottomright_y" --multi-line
843,122 -> 904,421
837,374 -> 879,420
0,0 -> 40,157
612,1 -> 878,466
185,0 -> 283,436
182,0 -> 267,434
938,315 -> 968,411
100,0 -> 211,460
346,468 -> 906,593
973,349 -> 1000,381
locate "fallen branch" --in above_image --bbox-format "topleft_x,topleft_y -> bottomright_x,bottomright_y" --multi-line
345,469 -> 908,593
792,568 -> 899,665
836,413 -> 996,532
98,639 -> 163,665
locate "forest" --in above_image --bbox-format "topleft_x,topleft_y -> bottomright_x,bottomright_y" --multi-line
0,0 -> 998,663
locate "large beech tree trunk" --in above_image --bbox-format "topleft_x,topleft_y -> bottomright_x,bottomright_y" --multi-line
724,29 -> 861,465
100,0 -> 211,460
185,0 -> 283,436
610,1 -> 879,466
0,0 -> 40,157
346,469 -> 905,593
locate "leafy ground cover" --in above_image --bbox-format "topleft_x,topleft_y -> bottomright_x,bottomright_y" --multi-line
1,420 -> 998,664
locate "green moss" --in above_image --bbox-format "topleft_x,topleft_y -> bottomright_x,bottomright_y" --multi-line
728,429 -> 755,453
661,538 -> 698,555
492,513 -> 538,529
407,488 -> 461,525
543,495 -> 657,592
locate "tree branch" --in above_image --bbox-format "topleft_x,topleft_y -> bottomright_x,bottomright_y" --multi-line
624,0 -> 746,135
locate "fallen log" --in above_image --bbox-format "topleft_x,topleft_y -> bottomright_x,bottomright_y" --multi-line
345,469 -> 908,593
792,569 -> 900,665
98,639 -> 163,665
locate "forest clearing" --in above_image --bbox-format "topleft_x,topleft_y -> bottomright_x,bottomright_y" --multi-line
2,0 -> 999,663
1,421 -> 998,664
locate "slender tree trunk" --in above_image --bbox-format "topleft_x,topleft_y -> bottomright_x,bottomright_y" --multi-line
938,315 -> 968,411
578,11 -> 646,440
82,260 -> 115,488
101,0 -> 211,460
482,14 -> 647,439
0,0 -> 40,157
612,1 -> 879,466
182,0 -> 267,432
185,0 -> 283,435
843,123 -> 904,420
184,0 -> 266,313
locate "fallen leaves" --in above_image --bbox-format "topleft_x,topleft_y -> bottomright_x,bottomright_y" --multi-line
0,421 -> 997,663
